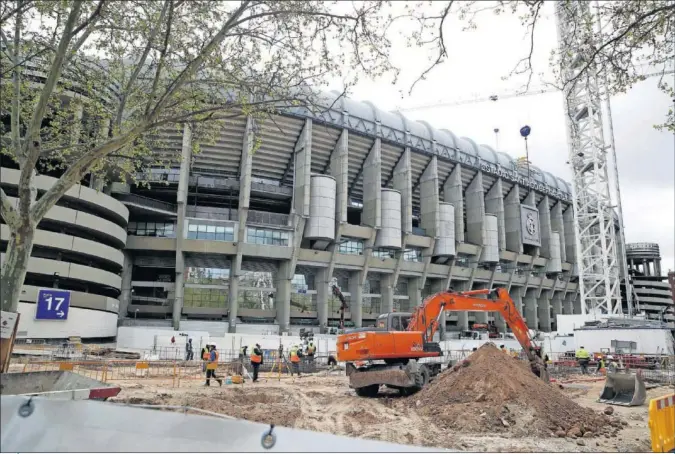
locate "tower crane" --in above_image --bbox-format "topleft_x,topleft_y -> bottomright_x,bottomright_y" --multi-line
397,3 -> 672,318
398,66 -> 673,113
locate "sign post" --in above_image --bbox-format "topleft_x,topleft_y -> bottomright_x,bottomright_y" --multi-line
1,311 -> 20,373
36,289 -> 71,320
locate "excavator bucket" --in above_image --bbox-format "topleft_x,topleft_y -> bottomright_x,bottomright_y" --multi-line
598,372 -> 647,407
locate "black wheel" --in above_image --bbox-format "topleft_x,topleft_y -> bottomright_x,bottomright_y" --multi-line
355,384 -> 379,397
416,364 -> 430,388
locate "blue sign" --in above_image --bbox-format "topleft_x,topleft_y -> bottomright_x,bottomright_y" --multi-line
36,289 -> 71,320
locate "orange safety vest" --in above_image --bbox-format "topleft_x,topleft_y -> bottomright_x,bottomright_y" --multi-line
213,350 -> 219,361
202,350 -> 209,360
290,349 -> 300,363
250,352 -> 262,364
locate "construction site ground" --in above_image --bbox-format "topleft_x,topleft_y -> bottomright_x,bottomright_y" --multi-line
107,372 -> 670,452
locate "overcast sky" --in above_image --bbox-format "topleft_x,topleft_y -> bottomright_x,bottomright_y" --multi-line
335,2 -> 675,274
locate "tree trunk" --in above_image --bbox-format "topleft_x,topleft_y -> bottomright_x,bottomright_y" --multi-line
0,223 -> 35,313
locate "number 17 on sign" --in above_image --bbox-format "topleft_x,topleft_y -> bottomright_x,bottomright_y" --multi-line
35,289 -> 71,320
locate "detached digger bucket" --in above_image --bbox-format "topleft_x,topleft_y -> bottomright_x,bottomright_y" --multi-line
598,372 -> 647,407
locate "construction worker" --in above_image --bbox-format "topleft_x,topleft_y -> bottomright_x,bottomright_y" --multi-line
201,344 -> 211,372
576,345 -> 591,375
500,344 -> 507,354
607,355 -> 619,373
289,344 -> 302,376
239,345 -> 248,360
595,355 -> 607,375
205,345 -> 222,386
185,338 -> 194,361
307,341 -> 316,358
250,343 -> 263,382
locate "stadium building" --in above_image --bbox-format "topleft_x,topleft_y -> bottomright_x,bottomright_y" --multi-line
1,53 -> 612,339
2,87 -> 596,339
624,243 -> 675,327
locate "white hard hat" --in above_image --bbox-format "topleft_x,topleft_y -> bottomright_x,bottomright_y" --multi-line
607,355 -> 613,359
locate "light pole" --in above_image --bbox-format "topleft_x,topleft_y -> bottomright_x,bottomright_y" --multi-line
519,125 -> 532,180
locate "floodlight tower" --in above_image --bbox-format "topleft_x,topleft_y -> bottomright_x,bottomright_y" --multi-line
554,0 -> 623,316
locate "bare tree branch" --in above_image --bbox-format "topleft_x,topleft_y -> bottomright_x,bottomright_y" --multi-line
409,1 -> 453,94
116,0 -> 171,127
0,0 -> 33,24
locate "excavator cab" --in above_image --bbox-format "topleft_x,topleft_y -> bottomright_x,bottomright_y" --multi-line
375,313 -> 412,332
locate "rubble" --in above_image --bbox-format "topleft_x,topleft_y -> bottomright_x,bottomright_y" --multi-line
415,344 -> 616,437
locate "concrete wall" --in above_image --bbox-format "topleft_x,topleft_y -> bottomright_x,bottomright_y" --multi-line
15,302 -> 118,339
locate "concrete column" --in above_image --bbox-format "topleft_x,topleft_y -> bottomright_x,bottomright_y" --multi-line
524,288 -> 538,329
563,293 -> 574,315
429,279 -> 446,338
537,290 -> 552,332
70,103 -> 84,148
293,119 -> 312,217
504,185 -> 523,254
493,291 -> 507,333
172,124 -> 192,330
485,178 -> 506,251
381,274 -> 394,313
275,262 -> 291,332
316,268 -> 329,330
330,129 -> 349,225
228,117 -> 254,333
443,164 -> 464,243
563,206 -> 576,265
551,202 -> 567,263
324,129 -> 348,297
349,271 -> 362,328
465,172 -> 485,246
551,291 -> 563,329
456,281 -> 470,331
282,120 -> 313,333
420,156 -> 440,238
406,277 -> 421,311
118,251 -> 132,321
473,283 -> 489,325
393,148 -> 413,234
537,195 -> 552,259
90,176 -> 105,192
572,293 -> 581,314
512,287 -> 524,319
656,259 -> 662,277
362,139 -> 382,228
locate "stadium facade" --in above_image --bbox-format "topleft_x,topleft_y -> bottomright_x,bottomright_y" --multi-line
2,54 -> 625,339
2,89 -> 603,339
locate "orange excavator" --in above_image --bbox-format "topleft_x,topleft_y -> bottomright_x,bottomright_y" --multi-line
336,287 -> 549,397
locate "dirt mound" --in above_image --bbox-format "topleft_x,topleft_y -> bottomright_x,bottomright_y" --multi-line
415,344 -> 615,437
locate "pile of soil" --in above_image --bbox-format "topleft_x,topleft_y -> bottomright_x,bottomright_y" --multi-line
415,344 -> 620,437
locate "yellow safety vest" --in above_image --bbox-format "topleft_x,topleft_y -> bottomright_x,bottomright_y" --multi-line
576,349 -> 590,359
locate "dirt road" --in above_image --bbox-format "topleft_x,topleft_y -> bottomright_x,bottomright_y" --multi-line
107,372 -> 669,452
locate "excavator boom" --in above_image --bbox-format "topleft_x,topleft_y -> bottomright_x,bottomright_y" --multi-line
408,288 -> 535,354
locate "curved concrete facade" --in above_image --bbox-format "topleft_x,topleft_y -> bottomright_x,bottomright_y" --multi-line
625,242 -> 673,326
0,169 -> 127,339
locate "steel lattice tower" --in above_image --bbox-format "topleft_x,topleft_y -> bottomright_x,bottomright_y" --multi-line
555,0 -> 623,315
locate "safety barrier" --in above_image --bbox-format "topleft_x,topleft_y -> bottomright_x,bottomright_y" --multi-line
649,393 -> 675,453
16,358 -> 308,387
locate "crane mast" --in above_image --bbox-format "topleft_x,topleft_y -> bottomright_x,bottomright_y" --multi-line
554,1 -> 623,316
